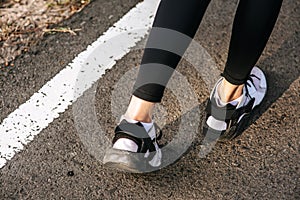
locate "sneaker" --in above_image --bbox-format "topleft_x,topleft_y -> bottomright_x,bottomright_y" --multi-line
103,115 -> 162,173
203,66 -> 267,140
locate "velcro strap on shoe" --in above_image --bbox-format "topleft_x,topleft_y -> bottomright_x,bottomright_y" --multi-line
112,132 -> 142,148
206,100 -> 236,121
115,120 -> 149,138
113,131 -> 155,153
113,120 -> 159,153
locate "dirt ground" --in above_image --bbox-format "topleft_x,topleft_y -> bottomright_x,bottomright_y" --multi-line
0,0 -> 90,67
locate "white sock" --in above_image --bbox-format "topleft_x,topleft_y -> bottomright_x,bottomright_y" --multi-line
140,121 -> 153,132
217,94 -> 243,107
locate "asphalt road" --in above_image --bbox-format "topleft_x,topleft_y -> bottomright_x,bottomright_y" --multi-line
0,0 -> 299,199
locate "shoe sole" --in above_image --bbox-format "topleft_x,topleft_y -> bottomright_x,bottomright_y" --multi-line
103,148 -> 159,173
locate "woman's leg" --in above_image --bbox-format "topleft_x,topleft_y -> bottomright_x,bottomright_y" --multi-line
126,0 -> 211,122
104,1 -> 211,170
219,0 -> 283,102
133,0 -> 211,103
204,0 -> 283,141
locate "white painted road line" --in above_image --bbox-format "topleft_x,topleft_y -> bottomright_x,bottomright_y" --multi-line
0,0 -> 160,168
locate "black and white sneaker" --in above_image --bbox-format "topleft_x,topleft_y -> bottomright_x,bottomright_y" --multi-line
203,66 -> 267,140
103,115 -> 162,173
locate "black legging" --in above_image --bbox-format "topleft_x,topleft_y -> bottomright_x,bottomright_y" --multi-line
133,0 -> 283,102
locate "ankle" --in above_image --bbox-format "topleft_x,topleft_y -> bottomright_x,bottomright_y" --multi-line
218,79 -> 244,102
126,113 -> 153,123
125,95 -> 155,123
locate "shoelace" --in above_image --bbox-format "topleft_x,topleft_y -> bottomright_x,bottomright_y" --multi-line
245,74 -> 261,99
